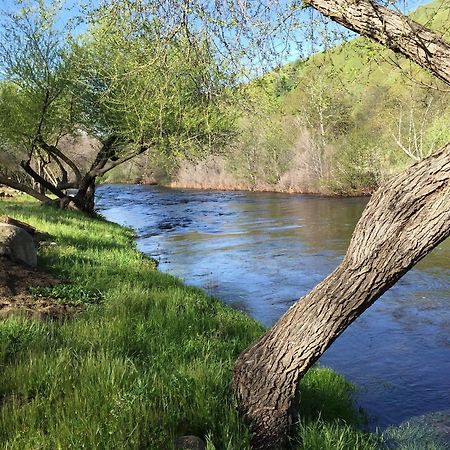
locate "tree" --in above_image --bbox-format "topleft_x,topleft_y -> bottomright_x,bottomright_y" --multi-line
231,1 -> 450,449
390,91 -> 450,162
0,1 -> 234,213
294,68 -> 353,180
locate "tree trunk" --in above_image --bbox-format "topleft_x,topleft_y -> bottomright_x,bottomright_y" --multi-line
0,174 -> 53,204
37,159 -> 46,195
81,182 -> 96,213
233,3 -> 450,448
304,0 -> 450,86
73,176 -> 97,214
232,144 -> 450,449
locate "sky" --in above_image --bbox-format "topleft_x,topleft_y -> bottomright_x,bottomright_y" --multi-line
0,0 -> 431,12
0,0 -> 437,76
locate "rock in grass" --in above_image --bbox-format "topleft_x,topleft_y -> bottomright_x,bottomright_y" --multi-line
0,224 -> 37,267
0,216 -> 36,236
174,435 -> 206,450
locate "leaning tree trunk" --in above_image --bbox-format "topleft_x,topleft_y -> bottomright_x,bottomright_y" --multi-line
232,144 -> 450,449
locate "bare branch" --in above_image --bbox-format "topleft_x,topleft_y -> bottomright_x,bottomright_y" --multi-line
36,135 -> 82,183
20,160 -> 65,199
96,144 -> 151,177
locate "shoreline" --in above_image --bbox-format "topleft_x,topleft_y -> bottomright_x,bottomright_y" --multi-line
0,195 -> 378,449
101,179 -> 374,198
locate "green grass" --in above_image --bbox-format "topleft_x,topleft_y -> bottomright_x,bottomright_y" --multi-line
0,196 -> 378,449
295,420 -> 379,450
29,284 -> 104,306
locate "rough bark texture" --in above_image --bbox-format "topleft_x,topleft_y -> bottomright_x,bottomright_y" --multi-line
232,144 -> 450,449
232,2 -> 450,448
304,0 -> 450,85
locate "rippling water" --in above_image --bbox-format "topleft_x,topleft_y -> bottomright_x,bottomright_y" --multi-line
96,184 -> 450,430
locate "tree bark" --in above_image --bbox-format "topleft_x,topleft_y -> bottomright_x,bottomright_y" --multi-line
304,0 -> 450,86
232,3 -> 450,448
73,177 -> 96,213
0,174 -> 53,204
69,137 -> 118,213
232,143 -> 450,449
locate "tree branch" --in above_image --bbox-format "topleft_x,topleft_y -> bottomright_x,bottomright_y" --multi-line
0,173 -> 53,204
304,0 -> 450,86
96,144 -> 150,177
36,134 -> 82,183
20,160 -> 66,199
87,135 -> 119,176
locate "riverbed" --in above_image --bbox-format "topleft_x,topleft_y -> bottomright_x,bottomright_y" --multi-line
96,184 -> 450,431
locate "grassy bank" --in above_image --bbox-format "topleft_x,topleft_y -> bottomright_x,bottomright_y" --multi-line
0,196 -> 378,449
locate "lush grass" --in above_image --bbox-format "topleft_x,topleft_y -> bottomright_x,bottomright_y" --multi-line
296,420 -> 379,450
0,196 -> 378,449
29,284 -> 104,306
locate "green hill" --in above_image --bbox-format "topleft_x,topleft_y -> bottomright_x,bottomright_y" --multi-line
109,0 -> 450,195
253,0 -> 450,194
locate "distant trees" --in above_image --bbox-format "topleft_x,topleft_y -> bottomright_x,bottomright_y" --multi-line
294,68 -> 353,180
390,90 -> 450,163
0,1 -> 234,212
228,117 -> 293,187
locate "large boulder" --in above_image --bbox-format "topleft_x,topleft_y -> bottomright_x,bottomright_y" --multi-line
0,223 -> 37,267
174,436 -> 206,450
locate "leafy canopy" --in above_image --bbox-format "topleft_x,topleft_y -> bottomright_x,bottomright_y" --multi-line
0,0 -> 236,163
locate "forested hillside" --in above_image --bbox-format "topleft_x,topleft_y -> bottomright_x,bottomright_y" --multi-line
146,0 -> 450,195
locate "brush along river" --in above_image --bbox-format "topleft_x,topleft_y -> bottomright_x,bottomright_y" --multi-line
97,184 -> 450,432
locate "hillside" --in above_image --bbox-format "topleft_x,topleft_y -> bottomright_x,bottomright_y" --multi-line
157,0 -> 450,195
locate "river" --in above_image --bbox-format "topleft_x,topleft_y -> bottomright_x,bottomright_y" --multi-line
96,184 -> 450,431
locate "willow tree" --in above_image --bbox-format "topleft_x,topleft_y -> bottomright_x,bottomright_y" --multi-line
231,1 -> 450,449
0,1 -> 234,212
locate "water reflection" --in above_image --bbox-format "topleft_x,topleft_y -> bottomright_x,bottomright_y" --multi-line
97,184 -> 450,430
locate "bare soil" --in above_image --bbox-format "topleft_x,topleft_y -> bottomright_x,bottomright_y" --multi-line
0,258 -> 79,319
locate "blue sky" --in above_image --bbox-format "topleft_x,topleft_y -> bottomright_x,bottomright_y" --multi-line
0,0 -> 435,75
0,0 -> 432,22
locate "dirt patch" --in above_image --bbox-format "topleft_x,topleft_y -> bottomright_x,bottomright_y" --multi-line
0,258 -> 80,319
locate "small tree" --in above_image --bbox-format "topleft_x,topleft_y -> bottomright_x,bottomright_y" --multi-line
294,68 -> 353,180
390,91 -> 450,162
0,1 -> 234,212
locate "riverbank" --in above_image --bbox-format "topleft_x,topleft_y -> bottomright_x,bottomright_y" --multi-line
103,175 -> 374,197
103,154 -> 376,197
167,155 -> 375,197
167,180 -> 374,197
0,196 -> 378,449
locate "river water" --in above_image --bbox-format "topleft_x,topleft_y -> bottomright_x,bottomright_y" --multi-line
96,184 -> 450,431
